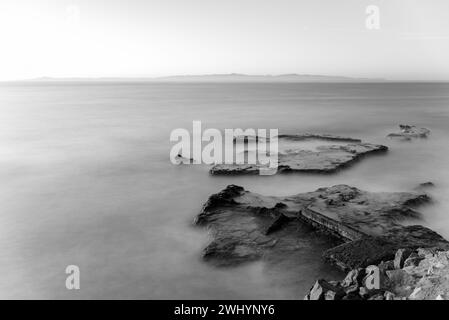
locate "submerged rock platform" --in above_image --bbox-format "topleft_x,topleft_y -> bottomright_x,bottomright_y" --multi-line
195,185 -> 449,271
210,134 -> 388,175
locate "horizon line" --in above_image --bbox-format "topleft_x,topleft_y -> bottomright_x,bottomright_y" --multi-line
3,73 -> 449,83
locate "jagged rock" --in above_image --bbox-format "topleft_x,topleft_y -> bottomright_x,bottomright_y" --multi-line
394,248 -> 413,269
417,247 -> 442,258
196,185 -> 449,268
387,125 -> 430,140
404,252 -> 424,267
210,133 -> 387,175
306,279 -> 345,300
379,260 -> 395,273
402,251 -> 449,299
409,287 -> 423,300
341,268 -> 365,287
316,254 -> 449,301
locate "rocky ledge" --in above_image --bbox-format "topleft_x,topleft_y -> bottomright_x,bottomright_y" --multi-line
195,185 -> 449,270
305,248 -> 449,300
210,134 -> 388,175
387,124 -> 430,140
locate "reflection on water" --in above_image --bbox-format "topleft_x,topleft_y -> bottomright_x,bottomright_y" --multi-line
0,82 -> 449,299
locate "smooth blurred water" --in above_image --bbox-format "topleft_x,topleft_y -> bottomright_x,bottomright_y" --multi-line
0,82 -> 449,299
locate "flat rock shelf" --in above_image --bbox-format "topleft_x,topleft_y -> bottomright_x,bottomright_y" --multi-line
210,134 -> 388,175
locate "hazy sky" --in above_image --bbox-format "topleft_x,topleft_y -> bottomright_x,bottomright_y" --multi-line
1,0 -> 449,80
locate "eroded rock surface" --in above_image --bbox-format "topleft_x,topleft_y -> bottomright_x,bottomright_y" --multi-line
195,184 -> 448,270
210,134 -> 388,175
323,226 -> 449,271
387,125 -> 430,140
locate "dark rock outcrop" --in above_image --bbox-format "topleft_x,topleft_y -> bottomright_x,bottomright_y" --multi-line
195,185 -> 449,270
210,134 -> 388,175
387,125 -> 430,140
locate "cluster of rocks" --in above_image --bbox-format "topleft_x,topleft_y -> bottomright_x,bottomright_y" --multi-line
192,125 -> 441,300
305,248 -> 449,300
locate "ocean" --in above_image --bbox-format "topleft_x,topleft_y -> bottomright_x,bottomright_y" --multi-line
0,81 -> 448,299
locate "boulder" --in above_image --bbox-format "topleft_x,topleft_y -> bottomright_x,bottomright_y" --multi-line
341,268 -> 365,287
417,247 -> 442,258
403,252 -> 424,268
306,279 -> 345,300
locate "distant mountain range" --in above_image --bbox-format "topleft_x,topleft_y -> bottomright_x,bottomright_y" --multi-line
154,73 -> 385,82
27,73 -> 385,83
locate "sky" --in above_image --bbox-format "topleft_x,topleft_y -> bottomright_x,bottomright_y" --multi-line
1,0 -> 449,81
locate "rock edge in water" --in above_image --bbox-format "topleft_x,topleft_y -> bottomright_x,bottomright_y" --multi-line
387,124 -> 430,140
210,133 -> 388,175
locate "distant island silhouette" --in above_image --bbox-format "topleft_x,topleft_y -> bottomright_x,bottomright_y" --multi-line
25,73 -> 385,83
